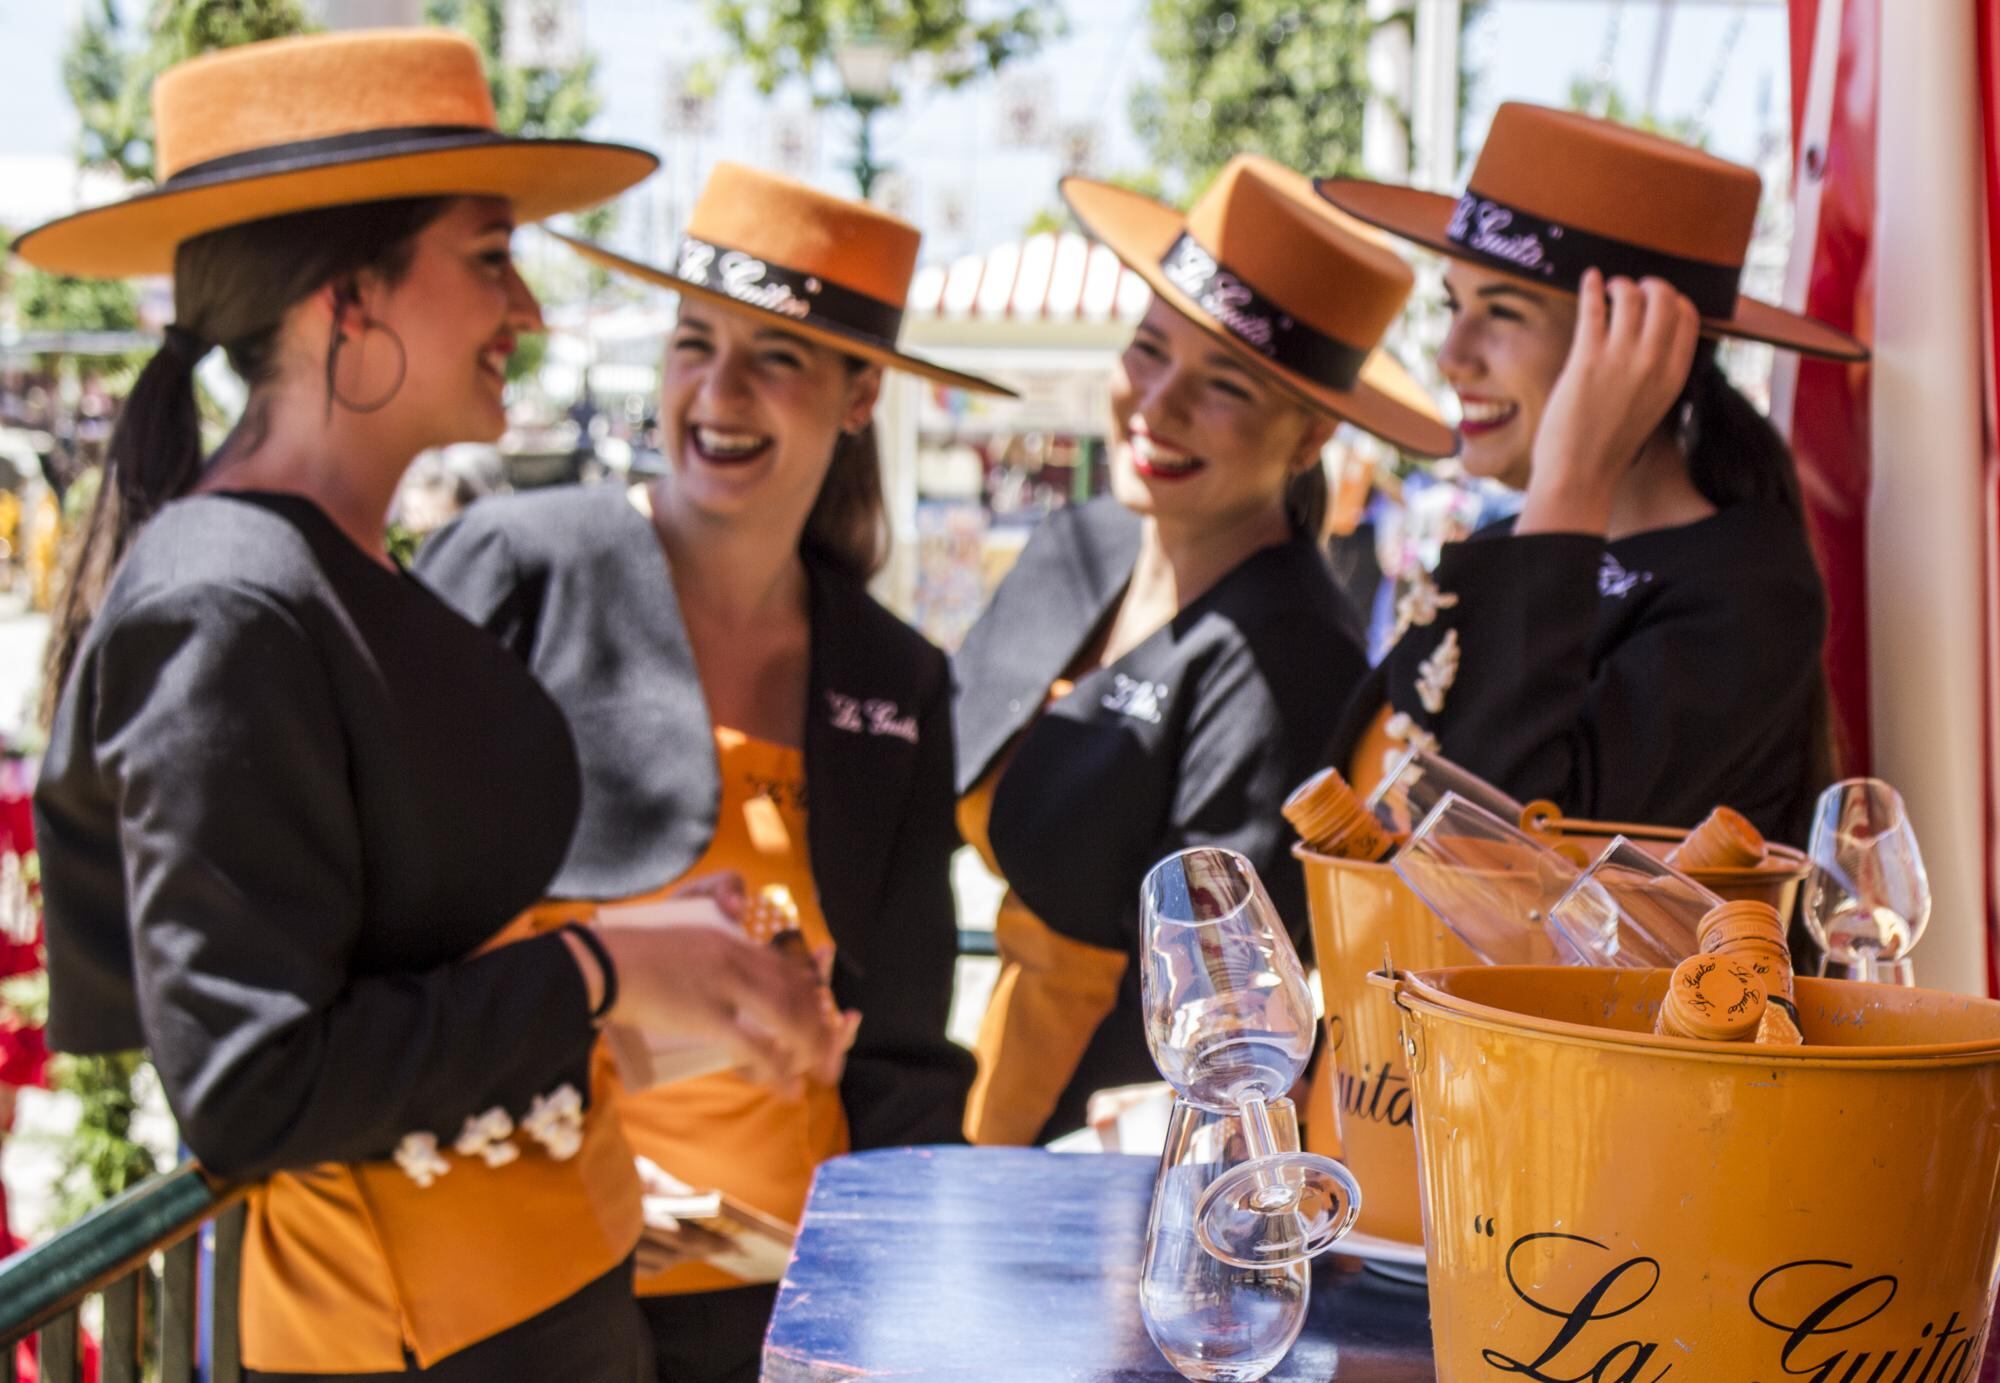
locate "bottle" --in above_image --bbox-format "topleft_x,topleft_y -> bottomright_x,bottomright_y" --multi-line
1694,900 -> 1803,1046
1667,805 -> 1768,872
1655,954 -> 1767,1043
1283,767 -> 1393,862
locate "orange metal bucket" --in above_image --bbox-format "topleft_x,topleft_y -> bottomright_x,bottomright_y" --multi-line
1303,834 -> 1845,1255
1298,843 -> 1478,1247
1380,965 -> 2000,1379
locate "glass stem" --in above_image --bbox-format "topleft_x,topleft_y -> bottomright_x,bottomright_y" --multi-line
1240,1094 -> 1280,1160
1854,946 -> 1880,985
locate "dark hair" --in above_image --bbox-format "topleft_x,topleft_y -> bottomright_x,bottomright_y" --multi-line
798,358 -> 889,581
1672,344 -> 1839,788
1285,460 -> 1330,540
39,196 -> 450,730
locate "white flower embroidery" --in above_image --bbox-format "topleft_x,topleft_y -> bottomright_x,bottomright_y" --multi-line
1393,572 -> 1460,641
523,1084 -> 586,1161
1415,630 -> 1461,715
394,1132 -> 450,1189
454,1107 -> 521,1169
1383,712 -> 1441,778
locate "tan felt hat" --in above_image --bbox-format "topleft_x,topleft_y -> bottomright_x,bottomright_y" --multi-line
1317,102 -> 1867,362
15,28 -> 658,278
1061,154 -> 1455,457
555,163 -> 1014,397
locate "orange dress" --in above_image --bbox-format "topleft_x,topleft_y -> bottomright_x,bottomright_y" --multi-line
617,727 -> 850,1297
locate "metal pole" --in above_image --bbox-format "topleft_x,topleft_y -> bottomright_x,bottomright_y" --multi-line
1641,0 -> 1679,122
1363,0 -> 1412,180
1411,0 -> 1463,192
850,97 -> 886,201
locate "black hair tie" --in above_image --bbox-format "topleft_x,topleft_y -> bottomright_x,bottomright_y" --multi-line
160,324 -> 211,369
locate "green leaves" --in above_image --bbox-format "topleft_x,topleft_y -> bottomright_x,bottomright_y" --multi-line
1131,0 -> 1372,194
705,0 -> 1063,106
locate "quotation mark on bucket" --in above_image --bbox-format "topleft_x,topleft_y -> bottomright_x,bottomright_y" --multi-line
1473,1215 -> 1498,1238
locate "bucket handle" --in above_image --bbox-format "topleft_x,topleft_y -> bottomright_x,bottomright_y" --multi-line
1365,967 -> 1427,1075
1520,798 -> 1686,844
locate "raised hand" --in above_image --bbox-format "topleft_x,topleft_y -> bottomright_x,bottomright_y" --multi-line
1517,268 -> 1702,536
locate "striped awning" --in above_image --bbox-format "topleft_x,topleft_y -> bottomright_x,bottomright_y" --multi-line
908,232 -> 1152,323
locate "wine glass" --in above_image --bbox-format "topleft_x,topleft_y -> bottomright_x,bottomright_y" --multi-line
1140,1098 -> 1311,1382
1139,847 -> 1361,1269
1547,836 -> 1717,970
1365,743 -> 1523,837
1801,779 -> 1931,985
1390,792 -> 1579,965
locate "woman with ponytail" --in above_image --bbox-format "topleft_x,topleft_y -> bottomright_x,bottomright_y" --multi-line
417,164 -> 1006,1383
25,33 -> 846,1381
1317,103 -> 1868,844
948,156 -> 1453,1147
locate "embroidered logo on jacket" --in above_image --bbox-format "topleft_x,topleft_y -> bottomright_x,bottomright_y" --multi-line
1598,554 -> 1655,599
826,691 -> 919,743
1100,673 -> 1169,725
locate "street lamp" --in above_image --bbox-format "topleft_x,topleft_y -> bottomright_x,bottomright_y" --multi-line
832,28 -> 898,201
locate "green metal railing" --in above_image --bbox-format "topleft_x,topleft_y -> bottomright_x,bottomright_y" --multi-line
0,1163 -> 245,1383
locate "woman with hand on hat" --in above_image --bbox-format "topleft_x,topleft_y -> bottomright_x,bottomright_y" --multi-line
951,156 -> 1454,1147
1316,103 -> 1867,844
417,164 -> 1004,1383
24,33 -> 845,1382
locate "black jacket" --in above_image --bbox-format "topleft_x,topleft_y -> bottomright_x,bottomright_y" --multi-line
1329,500 -> 1828,845
34,493 -> 595,1181
954,498 -> 1368,1132
417,484 -> 971,1148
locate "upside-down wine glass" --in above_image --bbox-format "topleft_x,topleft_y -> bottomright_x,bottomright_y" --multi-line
1801,778 -> 1930,986
1139,846 -> 1361,1269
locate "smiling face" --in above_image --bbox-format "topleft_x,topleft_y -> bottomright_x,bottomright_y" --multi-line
362,196 -> 542,448
1436,260 -> 1578,489
1106,297 -> 1331,534
658,300 -> 882,536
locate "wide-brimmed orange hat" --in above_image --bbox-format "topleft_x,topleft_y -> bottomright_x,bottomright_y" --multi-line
1316,102 -> 1867,362
1061,155 -> 1454,457
14,29 -> 657,278
555,164 -> 1014,397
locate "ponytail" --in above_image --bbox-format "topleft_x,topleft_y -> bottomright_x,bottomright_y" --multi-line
801,418 -> 889,582
1284,459 -> 1330,540
38,196 -> 449,730
1673,344 -> 1840,787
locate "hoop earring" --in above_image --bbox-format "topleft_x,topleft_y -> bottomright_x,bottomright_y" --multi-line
325,315 -> 408,416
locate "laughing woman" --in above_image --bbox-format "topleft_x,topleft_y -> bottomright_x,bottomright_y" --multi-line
1316,104 -> 1868,843
953,156 -> 1454,1147
417,165 -> 1005,1383
25,33 -> 843,1383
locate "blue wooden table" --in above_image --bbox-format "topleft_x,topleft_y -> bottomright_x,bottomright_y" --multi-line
762,1146 -> 1434,1381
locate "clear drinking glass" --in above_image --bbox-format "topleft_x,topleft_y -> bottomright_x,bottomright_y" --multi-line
1390,792 -> 1579,966
1140,1098 -> 1311,1382
1365,743 -> 1525,837
1548,836 -> 1717,970
1139,847 -> 1361,1269
1801,778 -> 1931,985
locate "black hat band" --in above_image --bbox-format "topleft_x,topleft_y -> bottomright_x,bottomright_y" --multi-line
163,124 -> 508,187
1446,190 -> 1743,318
675,235 -> 904,345
1159,233 -> 1369,391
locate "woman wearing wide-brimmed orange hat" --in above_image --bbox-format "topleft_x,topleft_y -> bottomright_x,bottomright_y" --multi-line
1316,102 -> 1867,847
25,31 -> 846,1381
950,154 -> 1454,1147
418,164 -> 1008,1383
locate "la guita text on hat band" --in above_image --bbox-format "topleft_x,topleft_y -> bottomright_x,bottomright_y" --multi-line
675,234 -> 905,345
1158,232 -> 1370,391
1445,190 -> 1743,318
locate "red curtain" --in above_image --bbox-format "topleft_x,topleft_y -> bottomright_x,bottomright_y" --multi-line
1785,0 -> 1879,780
